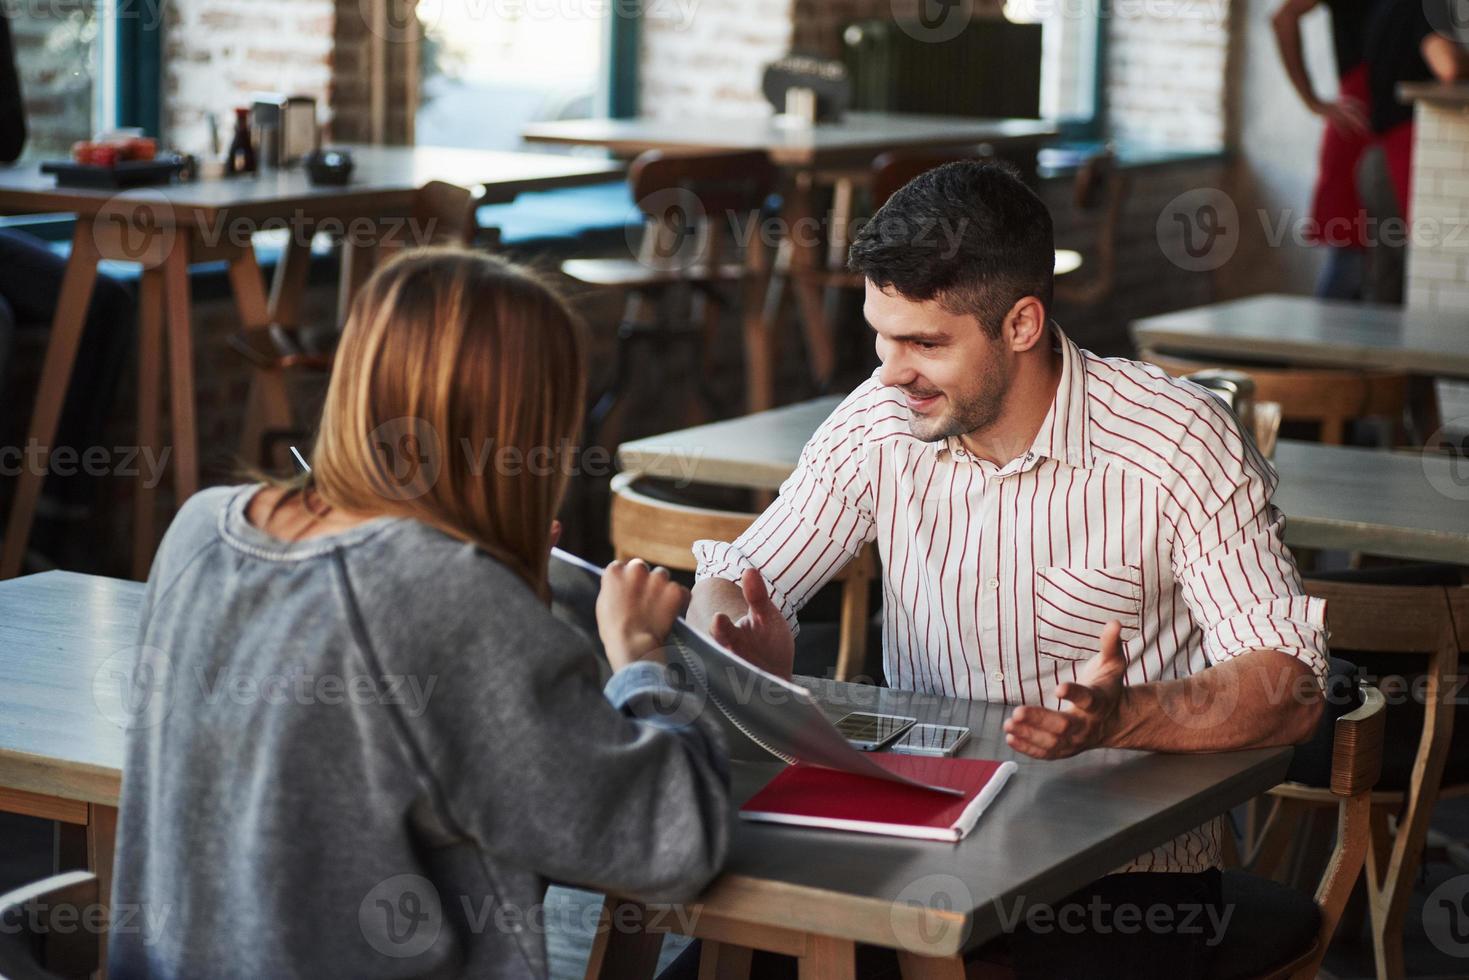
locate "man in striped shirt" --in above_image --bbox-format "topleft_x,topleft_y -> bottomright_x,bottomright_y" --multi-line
687,161 -> 1327,978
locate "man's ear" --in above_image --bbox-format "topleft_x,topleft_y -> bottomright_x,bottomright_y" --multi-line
1003,296 -> 1048,352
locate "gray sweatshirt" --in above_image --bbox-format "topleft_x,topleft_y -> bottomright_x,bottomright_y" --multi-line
109,485 -> 731,979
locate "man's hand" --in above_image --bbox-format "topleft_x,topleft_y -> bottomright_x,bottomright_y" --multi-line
1004,621 -> 1126,760
596,558 -> 689,672
708,569 -> 796,679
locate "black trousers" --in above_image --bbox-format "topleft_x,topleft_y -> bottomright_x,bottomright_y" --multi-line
0,229 -> 134,507
657,869 -> 1223,980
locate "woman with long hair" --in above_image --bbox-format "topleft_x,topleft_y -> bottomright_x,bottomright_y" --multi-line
109,249 -> 730,978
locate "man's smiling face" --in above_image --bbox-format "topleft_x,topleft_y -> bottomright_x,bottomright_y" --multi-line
866,280 -> 1016,443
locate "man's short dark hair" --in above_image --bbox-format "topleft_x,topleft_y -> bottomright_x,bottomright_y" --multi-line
848,159 -> 1054,337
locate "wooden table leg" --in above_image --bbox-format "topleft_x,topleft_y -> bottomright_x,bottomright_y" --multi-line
161,235 -> 198,505
131,267 -> 165,582
797,934 -> 855,980
895,951 -> 967,980
338,235 -> 379,328
584,896 -> 663,980
230,243 -> 298,468
697,939 -> 753,980
0,224 -> 101,579
743,230 -> 779,413
88,803 -> 117,978
786,172 -> 838,393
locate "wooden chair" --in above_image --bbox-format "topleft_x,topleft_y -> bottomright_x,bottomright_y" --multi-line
1241,582 -> 1467,979
1208,681 -> 1385,979
1144,351 -> 1410,446
230,179 -> 481,468
1052,148 -> 1128,308
562,151 -> 778,446
609,472 -> 877,682
0,871 -> 101,979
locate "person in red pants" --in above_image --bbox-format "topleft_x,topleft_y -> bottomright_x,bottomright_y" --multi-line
1364,0 -> 1469,226
1273,0 -> 1377,298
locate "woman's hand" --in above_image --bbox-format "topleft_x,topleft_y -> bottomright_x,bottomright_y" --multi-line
596,558 -> 690,672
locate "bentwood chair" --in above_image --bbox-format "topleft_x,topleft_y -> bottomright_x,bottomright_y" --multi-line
562,150 -> 779,445
1143,352 -> 1410,447
609,471 -> 877,682
0,871 -> 101,979
230,179 -> 481,468
1208,680 -> 1386,979
1241,581 -> 1469,979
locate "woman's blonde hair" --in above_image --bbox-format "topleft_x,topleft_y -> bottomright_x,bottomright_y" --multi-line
307,248 -> 586,600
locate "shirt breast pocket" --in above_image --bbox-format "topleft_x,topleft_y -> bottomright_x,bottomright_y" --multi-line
1034,564 -> 1143,662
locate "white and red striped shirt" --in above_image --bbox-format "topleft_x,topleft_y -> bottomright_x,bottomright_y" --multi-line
694,328 -> 1328,874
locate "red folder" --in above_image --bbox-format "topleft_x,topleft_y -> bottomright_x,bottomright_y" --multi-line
739,754 -> 1017,842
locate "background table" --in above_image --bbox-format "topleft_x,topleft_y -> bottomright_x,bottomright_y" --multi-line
522,113 -> 1056,169
1129,294 -> 1469,378
618,396 -> 1469,566
0,570 -> 1291,980
0,571 -> 141,973
524,113 -> 1056,412
0,146 -> 621,581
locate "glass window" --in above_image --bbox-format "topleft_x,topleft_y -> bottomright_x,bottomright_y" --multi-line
416,3 -> 607,149
1004,0 -> 1100,124
9,0 -> 104,158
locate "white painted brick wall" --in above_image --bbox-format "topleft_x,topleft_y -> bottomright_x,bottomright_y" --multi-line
1404,100 -> 1469,429
164,0 -> 335,154
1106,0 -> 1229,149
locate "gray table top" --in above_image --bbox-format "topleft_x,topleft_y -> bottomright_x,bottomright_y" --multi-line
1130,293 -> 1469,378
521,112 -> 1057,167
0,569 -> 1288,954
0,144 -> 623,222
618,397 -> 1469,565
716,678 -> 1288,951
0,571 -> 144,806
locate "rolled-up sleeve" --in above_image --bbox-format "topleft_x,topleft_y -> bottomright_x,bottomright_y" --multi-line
1169,445 -> 1329,689
693,388 -> 880,633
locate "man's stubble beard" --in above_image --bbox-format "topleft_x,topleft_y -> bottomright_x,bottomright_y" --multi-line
908,357 -> 1013,444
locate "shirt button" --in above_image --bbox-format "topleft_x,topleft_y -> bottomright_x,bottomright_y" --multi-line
985,577 -> 999,590
992,670 -> 1005,682
953,448 -> 966,460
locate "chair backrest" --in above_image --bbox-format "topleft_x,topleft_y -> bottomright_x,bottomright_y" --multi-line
0,872 -> 100,980
414,179 -> 479,247
376,180 -> 479,258
626,150 -> 778,275
870,147 -> 993,209
1144,351 -> 1409,445
629,150 -> 778,220
609,473 -> 879,680
1053,148 -> 1129,308
609,474 -> 758,571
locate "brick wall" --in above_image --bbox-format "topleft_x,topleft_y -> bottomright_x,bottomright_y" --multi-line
330,0 -> 418,143
638,0 -> 793,121
163,0 -> 335,155
1403,98 -> 1469,431
1106,0 -> 1230,149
